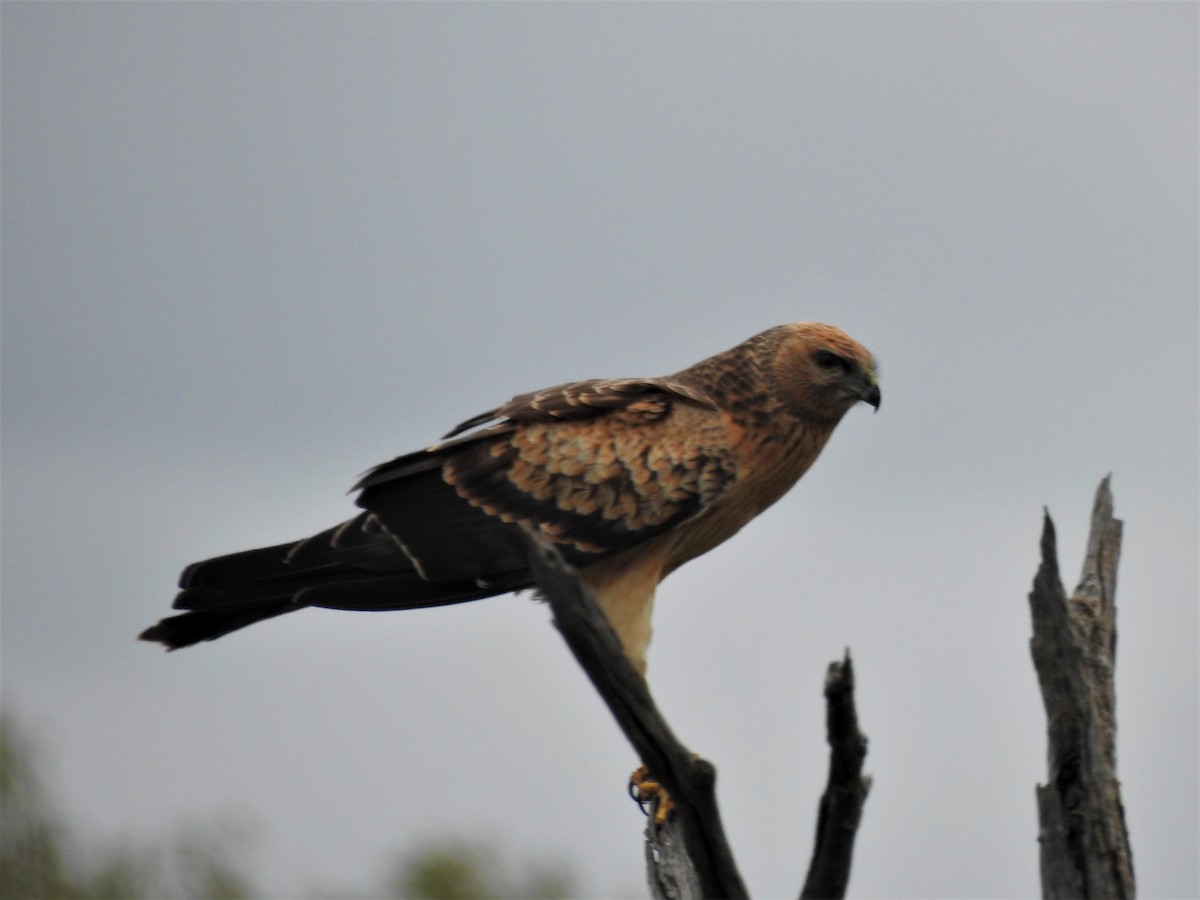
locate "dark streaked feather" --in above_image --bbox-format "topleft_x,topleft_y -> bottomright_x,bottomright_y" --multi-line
439,377 -> 717,439
357,464 -> 533,580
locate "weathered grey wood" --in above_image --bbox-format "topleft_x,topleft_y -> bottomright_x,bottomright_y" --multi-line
1028,476 -> 1135,899
525,536 -> 748,900
800,651 -> 871,900
644,809 -> 703,900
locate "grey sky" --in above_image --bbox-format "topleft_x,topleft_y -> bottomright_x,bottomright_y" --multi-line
3,3 -> 1196,897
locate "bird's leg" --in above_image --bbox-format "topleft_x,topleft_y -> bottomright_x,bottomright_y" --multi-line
579,556 -> 679,818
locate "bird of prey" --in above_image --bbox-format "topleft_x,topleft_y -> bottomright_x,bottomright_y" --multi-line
141,323 -> 879,674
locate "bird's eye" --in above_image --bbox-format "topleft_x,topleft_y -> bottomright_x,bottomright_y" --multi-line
814,351 -> 844,371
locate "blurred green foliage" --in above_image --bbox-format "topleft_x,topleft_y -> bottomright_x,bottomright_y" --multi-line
1,712 -> 257,898
1,713 -> 577,899
387,840 -> 571,900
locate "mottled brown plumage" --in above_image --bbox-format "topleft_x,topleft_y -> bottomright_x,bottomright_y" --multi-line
141,323 -> 879,672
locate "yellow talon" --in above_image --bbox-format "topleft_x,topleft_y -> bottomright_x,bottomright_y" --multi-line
629,765 -> 675,824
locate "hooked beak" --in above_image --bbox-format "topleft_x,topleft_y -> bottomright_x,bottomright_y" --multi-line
864,381 -> 883,410
854,373 -> 881,411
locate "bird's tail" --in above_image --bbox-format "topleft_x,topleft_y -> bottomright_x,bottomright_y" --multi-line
140,517 -> 529,650
139,541 -> 326,649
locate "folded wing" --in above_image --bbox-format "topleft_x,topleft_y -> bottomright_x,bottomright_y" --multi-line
141,376 -> 733,649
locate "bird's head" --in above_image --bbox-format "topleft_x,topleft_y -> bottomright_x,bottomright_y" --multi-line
772,322 -> 880,421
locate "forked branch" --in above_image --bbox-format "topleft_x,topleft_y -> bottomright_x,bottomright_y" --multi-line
528,536 -> 872,899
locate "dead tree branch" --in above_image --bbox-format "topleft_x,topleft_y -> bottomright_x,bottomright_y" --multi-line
525,537 -> 748,900
1028,476 -> 1135,899
801,651 -> 871,900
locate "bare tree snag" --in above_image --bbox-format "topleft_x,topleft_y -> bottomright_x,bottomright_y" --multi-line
801,651 -> 871,900
1028,476 -> 1135,899
525,536 -> 748,900
527,535 -> 872,898
641,801 -> 704,900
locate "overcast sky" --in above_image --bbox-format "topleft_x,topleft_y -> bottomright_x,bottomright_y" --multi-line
3,3 -> 1196,898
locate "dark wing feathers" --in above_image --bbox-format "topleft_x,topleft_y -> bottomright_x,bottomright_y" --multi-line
357,465 -> 532,580
295,570 -> 527,611
142,376 -> 730,649
285,512 -> 405,571
178,542 -> 301,596
440,377 -> 717,438
353,442 -> 450,491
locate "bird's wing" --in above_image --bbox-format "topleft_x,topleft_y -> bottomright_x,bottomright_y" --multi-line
349,377 -> 737,584
437,376 -> 721,440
